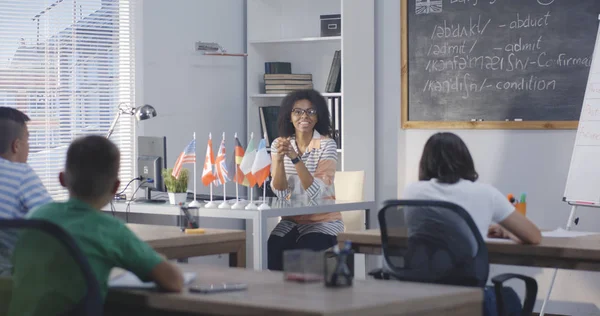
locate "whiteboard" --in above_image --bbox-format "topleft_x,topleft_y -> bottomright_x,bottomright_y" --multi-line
564,20 -> 600,206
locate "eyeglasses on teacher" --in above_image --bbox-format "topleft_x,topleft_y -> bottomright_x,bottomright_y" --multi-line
291,108 -> 317,116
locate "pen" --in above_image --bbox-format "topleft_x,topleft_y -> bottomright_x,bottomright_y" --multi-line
507,193 -> 516,205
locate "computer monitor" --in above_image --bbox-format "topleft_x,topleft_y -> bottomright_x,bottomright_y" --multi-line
137,136 -> 167,203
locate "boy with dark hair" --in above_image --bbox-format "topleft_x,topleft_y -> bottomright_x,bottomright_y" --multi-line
9,135 -> 183,316
0,106 -> 52,275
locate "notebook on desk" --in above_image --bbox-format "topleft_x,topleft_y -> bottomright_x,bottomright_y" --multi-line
109,268 -> 196,289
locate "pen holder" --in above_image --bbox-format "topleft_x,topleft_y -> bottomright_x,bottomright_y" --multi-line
324,249 -> 354,288
515,202 -> 527,216
283,249 -> 324,283
179,206 -> 199,231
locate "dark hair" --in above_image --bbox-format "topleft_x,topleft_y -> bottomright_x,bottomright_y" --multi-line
65,135 -> 120,199
277,89 -> 333,138
418,132 -> 478,184
0,107 -> 30,155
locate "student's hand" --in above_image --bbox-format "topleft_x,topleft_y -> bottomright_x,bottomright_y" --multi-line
488,224 -> 522,243
150,261 -> 184,293
488,224 -> 510,239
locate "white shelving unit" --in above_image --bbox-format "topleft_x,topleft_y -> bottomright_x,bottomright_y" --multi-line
247,0 -> 343,169
249,36 -> 341,44
246,0 -> 375,277
246,0 -> 374,191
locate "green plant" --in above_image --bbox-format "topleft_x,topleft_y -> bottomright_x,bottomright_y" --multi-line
162,168 -> 189,193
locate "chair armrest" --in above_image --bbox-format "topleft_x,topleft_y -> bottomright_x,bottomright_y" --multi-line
492,273 -> 538,316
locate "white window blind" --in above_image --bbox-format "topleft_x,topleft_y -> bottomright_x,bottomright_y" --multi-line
0,0 -> 136,200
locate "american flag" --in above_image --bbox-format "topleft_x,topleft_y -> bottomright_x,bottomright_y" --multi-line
172,139 -> 196,179
415,0 -> 442,15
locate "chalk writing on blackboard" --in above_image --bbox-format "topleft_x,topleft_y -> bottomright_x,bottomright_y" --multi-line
406,0 -> 600,122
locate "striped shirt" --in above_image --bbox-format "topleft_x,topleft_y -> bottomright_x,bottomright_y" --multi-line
0,157 -> 52,275
270,131 -> 344,239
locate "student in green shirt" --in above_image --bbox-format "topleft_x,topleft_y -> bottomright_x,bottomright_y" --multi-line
8,135 -> 184,316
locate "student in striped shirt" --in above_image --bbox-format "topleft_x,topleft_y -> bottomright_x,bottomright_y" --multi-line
268,89 -> 342,271
0,107 -> 52,275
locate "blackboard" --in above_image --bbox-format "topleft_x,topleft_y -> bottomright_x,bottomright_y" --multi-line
401,0 -> 600,129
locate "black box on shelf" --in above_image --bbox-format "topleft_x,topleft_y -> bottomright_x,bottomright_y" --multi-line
320,14 -> 341,37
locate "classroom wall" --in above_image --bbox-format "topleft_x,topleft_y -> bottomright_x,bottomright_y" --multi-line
133,0 -> 246,264
374,0 -> 401,212
136,0 -> 246,199
379,0 -> 600,314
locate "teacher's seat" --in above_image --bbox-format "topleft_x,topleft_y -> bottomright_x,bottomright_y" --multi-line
334,170 -> 365,231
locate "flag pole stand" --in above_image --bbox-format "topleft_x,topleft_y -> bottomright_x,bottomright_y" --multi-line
245,186 -> 258,210
218,183 -> 230,209
189,200 -> 201,208
257,180 -> 270,210
205,183 -> 218,208
232,146 -> 246,209
232,200 -> 246,209
189,133 -> 201,208
232,181 -> 246,209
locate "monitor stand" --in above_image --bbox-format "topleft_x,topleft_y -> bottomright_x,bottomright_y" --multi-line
134,187 -> 166,204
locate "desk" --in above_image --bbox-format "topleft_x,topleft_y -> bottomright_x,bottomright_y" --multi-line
338,229 -> 600,272
129,224 -> 246,268
107,198 -> 376,270
105,264 -> 482,316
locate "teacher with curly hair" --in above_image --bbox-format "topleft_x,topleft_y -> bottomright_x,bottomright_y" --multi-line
268,89 -> 341,271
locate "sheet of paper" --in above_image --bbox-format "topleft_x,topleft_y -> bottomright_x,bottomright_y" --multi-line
484,237 -> 516,244
542,228 -> 599,238
109,270 -> 196,289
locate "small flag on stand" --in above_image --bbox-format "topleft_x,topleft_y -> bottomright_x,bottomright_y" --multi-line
234,136 -> 248,186
251,138 -> 271,187
240,137 -> 257,186
201,135 -> 216,185
214,138 -> 231,186
172,138 -> 196,179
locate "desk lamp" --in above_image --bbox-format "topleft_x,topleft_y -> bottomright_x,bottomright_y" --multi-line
106,103 -> 157,139
107,103 -> 158,202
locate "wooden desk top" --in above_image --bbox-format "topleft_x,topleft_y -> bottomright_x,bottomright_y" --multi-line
338,229 -> 600,271
107,264 -> 482,316
128,224 -> 245,248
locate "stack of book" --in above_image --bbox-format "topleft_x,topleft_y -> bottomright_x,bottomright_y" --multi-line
264,62 -> 313,94
264,73 -> 313,94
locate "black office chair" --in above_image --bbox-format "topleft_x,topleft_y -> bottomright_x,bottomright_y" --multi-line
370,200 -> 537,316
0,219 -> 103,316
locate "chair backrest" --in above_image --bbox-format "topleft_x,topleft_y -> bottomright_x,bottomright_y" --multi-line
334,170 -> 365,231
378,199 -> 489,288
0,219 -> 103,316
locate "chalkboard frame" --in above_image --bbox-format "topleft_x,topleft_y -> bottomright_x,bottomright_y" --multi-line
400,0 -> 579,130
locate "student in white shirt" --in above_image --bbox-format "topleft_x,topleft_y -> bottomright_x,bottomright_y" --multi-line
403,132 -> 541,316
402,132 -> 541,244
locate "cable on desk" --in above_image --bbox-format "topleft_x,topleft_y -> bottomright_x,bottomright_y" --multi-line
126,180 -> 148,223
116,176 -> 143,196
